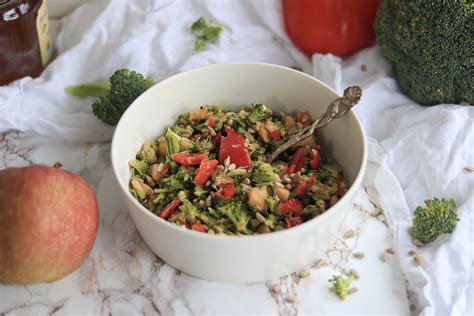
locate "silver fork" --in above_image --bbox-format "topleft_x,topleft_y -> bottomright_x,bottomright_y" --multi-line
266,86 -> 362,163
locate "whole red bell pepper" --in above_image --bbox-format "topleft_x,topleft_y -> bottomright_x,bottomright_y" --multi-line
283,0 -> 380,56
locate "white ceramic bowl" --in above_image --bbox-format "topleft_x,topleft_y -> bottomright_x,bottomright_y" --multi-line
111,63 -> 367,283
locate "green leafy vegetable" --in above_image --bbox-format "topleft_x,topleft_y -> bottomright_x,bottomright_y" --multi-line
164,129 -> 181,155
411,197 -> 458,244
191,16 -> 223,52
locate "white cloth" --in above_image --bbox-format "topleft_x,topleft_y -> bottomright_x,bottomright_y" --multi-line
0,1 -> 472,314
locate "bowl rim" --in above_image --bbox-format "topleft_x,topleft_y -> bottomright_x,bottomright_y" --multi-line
111,62 -> 367,241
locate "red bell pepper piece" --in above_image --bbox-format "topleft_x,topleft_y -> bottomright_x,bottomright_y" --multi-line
294,176 -> 315,196
208,117 -> 216,127
191,223 -> 207,233
288,147 -> 307,174
218,129 -> 251,169
215,131 -> 222,143
269,130 -> 282,140
171,153 -> 208,165
280,199 -> 304,217
159,198 -> 182,219
194,158 -> 219,186
285,216 -> 303,228
176,218 -> 189,228
214,183 -> 237,200
309,148 -> 320,170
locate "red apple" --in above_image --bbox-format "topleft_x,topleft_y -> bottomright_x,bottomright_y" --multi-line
0,165 -> 99,284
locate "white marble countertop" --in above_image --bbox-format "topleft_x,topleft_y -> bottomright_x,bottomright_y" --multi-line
0,130 -> 411,315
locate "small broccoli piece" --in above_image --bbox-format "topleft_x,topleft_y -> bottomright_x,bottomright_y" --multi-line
66,69 -> 153,125
248,104 -> 271,124
329,274 -> 356,300
411,197 -> 458,244
216,200 -> 251,233
172,125 -> 194,138
194,186 -> 208,199
139,140 -> 157,163
164,128 -> 181,155
129,160 -> 148,176
252,162 -> 281,186
191,16 -> 223,52
193,137 -> 214,154
266,196 -> 277,212
65,81 -> 111,98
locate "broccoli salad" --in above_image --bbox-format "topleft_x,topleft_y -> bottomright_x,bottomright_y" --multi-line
128,104 -> 347,235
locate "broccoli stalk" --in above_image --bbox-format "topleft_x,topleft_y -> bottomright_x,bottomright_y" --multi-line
65,69 -> 154,125
252,162 -> 281,186
411,197 -> 458,244
164,129 -> 181,155
329,274 -> 356,300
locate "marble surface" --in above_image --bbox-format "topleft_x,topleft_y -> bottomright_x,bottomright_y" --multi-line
0,130 -> 411,315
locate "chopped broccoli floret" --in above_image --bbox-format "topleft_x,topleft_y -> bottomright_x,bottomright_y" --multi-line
66,69 -> 153,125
129,160 -> 148,176
191,16 -> 223,52
248,104 -> 271,124
266,196 -> 277,212
65,81 -> 111,98
139,141 -> 157,163
164,128 -> 181,155
252,162 -> 281,186
329,274 -> 356,300
216,200 -> 251,233
194,186 -> 208,198
172,125 -> 194,138
411,197 -> 458,244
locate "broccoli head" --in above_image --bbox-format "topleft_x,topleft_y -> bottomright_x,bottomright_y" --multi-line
411,197 -> 458,244
66,68 -> 154,125
139,140 -> 157,163
252,162 -> 281,186
329,274 -> 356,300
248,104 -> 272,124
191,16 -> 223,52
375,1 -> 473,105
216,200 -> 251,234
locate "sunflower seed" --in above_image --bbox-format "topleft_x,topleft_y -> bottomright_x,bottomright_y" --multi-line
274,182 -> 284,187
205,195 -> 212,207
298,268 -> 310,278
271,283 -> 281,293
224,156 -> 231,167
205,181 -> 211,187
379,252 -> 388,263
285,184 -> 292,190
370,209 -> 382,217
300,167 -> 306,173
242,178 -> 251,185
464,166 -> 474,172
198,200 -> 205,207
228,163 -> 236,171
414,253 -> 424,266
256,213 -> 266,223
348,287 -> 358,295
350,268 -> 360,279
412,239 -> 424,247
313,258 -> 327,269
386,247 -> 395,254
408,250 -> 417,256
352,252 -> 365,259
248,128 -> 255,133
285,294 -> 298,303
207,126 -> 216,136
343,230 -> 355,239
227,119 -> 234,126
284,177 -> 292,183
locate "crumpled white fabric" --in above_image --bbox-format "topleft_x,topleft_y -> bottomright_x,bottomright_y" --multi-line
0,1 -> 472,314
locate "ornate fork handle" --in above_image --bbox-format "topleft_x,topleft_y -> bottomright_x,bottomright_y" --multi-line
267,86 -> 362,164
